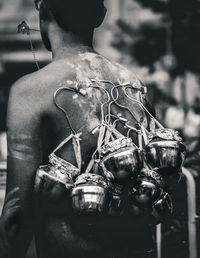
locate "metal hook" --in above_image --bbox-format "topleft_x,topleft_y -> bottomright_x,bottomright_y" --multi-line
90,80 -> 111,123
124,86 -> 164,129
54,87 -> 77,134
104,113 -> 118,124
110,84 -> 143,128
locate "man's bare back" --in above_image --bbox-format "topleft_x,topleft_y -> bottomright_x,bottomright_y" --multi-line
3,1 -> 184,257
7,51 -> 155,258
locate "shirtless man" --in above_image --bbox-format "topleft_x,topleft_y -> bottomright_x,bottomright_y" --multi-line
4,0 -> 166,257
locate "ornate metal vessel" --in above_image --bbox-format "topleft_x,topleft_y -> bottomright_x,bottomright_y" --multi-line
99,137 -> 141,183
71,174 -> 108,215
131,169 -> 163,207
34,154 -> 80,198
132,181 -> 161,206
107,183 -> 126,216
145,129 -> 186,172
48,153 -> 81,183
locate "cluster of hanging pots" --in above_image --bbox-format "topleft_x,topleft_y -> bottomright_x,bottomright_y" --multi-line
35,82 -> 186,223
71,127 -> 186,222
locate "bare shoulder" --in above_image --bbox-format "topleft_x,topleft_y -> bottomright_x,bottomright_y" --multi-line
7,69 -> 48,130
8,62 -> 64,113
85,52 -> 145,88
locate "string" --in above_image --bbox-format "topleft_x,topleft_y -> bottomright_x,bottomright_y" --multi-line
83,81 -> 111,174
53,86 -> 84,170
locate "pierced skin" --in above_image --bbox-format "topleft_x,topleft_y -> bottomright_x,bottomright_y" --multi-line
4,51 -> 155,258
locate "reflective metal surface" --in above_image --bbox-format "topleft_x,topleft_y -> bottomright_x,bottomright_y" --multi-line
132,180 -> 162,207
49,153 -> 80,184
100,147 -> 142,182
152,192 -> 173,223
34,166 -> 71,200
107,193 -> 124,216
71,184 -> 107,215
145,140 -> 186,171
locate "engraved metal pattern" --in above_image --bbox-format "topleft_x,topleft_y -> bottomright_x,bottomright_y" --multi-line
100,146 -> 141,182
148,128 -> 182,142
48,153 -> 80,183
74,174 -> 108,189
71,174 -> 108,215
100,137 -> 134,155
145,140 -> 186,171
138,168 -> 164,188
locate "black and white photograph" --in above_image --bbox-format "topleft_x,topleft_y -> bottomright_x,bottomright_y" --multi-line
0,0 -> 199,258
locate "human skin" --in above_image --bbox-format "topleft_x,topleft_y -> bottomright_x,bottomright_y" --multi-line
0,188 -> 21,258
5,16 -> 155,258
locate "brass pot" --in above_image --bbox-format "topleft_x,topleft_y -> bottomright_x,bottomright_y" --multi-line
100,138 -> 142,182
145,140 -> 186,172
48,153 -> 80,184
34,165 -> 73,201
71,185 -> 107,215
131,179 -> 162,207
145,129 -> 186,172
71,174 -> 108,215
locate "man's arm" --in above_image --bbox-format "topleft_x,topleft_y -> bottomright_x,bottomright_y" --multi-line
0,188 -> 21,258
5,80 -> 42,258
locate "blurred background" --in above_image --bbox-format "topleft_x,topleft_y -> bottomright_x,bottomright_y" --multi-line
0,0 -> 200,257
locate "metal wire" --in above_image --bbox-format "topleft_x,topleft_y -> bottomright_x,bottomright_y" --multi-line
111,84 -> 146,130
89,80 -> 111,123
124,86 -> 164,129
54,87 -> 77,134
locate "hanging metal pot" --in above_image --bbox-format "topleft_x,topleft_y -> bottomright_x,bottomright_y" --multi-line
71,174 -> 108,216
144,129 -> 186,172
107,183 -> 127,216
130,168 -> 163,208
34,154 -> 80,199
99,137 -> 142,183
48,153 -> 81,183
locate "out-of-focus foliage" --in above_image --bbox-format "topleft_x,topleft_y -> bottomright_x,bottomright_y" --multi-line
169,0 -> 200,74
114,0 -> 200,76
113,2 -> 200,257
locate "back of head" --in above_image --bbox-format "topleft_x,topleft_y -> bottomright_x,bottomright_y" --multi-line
35,0 -> 105,33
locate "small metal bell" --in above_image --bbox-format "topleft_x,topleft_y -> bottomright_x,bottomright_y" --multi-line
71,174 -> 108,216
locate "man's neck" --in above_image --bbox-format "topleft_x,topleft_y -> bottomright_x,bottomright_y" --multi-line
48,22 -> 94,60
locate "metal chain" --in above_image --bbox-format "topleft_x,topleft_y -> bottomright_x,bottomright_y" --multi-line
28,34 -> 40,70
